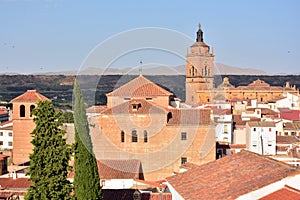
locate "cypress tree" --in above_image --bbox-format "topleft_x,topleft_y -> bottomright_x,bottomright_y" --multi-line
73,79 -> 102,199
25,100 -> 73,200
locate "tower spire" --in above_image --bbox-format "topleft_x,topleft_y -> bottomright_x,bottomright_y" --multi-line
139,60 -> 143,76
196,23 -> 204,42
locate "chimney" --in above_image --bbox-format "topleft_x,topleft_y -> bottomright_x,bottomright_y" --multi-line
12,170 -> 17,180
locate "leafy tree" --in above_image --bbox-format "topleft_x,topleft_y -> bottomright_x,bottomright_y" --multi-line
73,80 -> 102,199
61,111 -> 74,123
25,100 -> 73,200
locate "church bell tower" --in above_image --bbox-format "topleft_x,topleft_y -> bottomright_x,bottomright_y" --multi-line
185,24 -> 214,104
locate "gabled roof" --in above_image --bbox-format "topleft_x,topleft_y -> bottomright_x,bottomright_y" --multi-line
279,110 -> 300,121
101,99 -> 167,115
10,90 -> 49,103
166,150 -> 300,200
106,75 -> 172,97
97,159 -> 144,180
277,136 -> 300,144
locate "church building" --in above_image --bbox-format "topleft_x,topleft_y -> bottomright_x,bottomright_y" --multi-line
185,25 -> 299,105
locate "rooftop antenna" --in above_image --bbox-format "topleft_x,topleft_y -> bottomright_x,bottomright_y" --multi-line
139,59 -> 143,76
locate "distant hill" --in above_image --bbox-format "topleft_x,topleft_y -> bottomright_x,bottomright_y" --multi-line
32,63 -> 266,76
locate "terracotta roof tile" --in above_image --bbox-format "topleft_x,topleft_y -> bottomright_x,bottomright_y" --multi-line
101,99 -> 167,115
167,108 -> 211,125
0,178 -> 32,189
10,90 -> 49,103
106,75 -> 172,97
86,105 -> 107,114
277,136 -> 300,144
246,108 -> 278,115
260,185 -> 300,200
279,110 -> 300,121
247,121 -> 275,127
97,159 -> 144,180
166,150 -> 300,200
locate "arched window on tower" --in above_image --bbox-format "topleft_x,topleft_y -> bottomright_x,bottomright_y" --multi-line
20,105 -> 25,117
132,130 -> 138,142
205,66 -> 207,76
30,105 -> 35,117
191,66 -> 195,76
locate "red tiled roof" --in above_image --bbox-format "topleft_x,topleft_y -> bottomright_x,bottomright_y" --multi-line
10,90 -> 49,103
106,75 -> 172,97
233,115 -> 260,126
0,178 -> 32,189
277,136 -> 300,144
279,110 -> 300,121
0,154 -> 9,160
101,99 -> 167,115
167,108 -> 211,125
86,105 -> 107,114
247,121 -> 275,127
260,185 -> 300,200
211,107 -> 231,115
97,159 -> 144,180
246,108 -> 278,115
0,120 -> 12,127
166,150 -> 300,200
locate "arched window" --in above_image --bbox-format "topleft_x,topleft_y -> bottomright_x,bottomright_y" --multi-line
121,131 -> 125,143
205,66 -> 207,76
132,130 -> 138,142
144,130 -> 148,143
30,105 -> 35,117
20,105 -> 25,117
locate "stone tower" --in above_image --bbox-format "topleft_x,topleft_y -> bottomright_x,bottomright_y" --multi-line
186,24 -> 214,104
11,90 -> 49,164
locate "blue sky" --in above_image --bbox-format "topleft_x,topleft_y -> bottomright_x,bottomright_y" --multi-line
0,0 -> 299,74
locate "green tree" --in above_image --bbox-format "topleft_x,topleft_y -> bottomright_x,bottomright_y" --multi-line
73,80 -> 102,199
25,100 -> 73,200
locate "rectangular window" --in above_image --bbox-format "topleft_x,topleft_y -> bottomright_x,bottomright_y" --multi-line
253,128 -> 256,132
8,132 -> 13,137
0,132 -> 3,136
8,142 -> 12,146
181,157 -> 187,165
224,125 -> 228,133
0,141 -> 3,145
181,132 -> 187,140
146,98 -> 152,101
124,98 -> 130,101
144,131 -> 148,143
132,130 -> 138,143
121,131 -> 125,143
269,128 -> 272,132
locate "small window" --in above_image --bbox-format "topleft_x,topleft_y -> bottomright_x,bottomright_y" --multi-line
253,144 -> 257,147
8,141 -> 12,146
121,131 -> 125,143
124,98 -> 130,101
20,105 -> 25,117
0,141 -> 3,145
269,128 -> 272,132
291,132 -> 296,136
181,132 -> 187,140
284,132 -> 288,136
30,105 -> 35,117
253,128 -> 256,132
224,125 -> 228,133
0,132 -> 3,136
207,98 -> 210,102
8,132 -> 13,137
268,144 -> 272,147
146,98 -> 152,101
181,157 -> 187,165
132,130 -> 138,143
144,130 -> 148,143
223,137 -> 228,141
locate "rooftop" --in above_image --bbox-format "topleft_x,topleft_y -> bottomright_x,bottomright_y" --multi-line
106,75 -> 172,97
10,90 -> 49,103
166,150 -> 300,200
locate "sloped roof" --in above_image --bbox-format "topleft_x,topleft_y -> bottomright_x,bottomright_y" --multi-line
277,136 -> 300,144
279,110 -> 300,121
167,108 -> 211,125
106,75 -> 172,97
246,108 -> 278,115
97,159 -> 144,180
10,90 -> 49,103
247,121 -> 276,127
166,150 -> 300,200
101,99 -> 167,115
260,185 -> 300,200
0,178 -> 32,189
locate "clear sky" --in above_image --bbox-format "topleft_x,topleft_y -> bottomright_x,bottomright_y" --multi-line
0,0 -> 299,74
